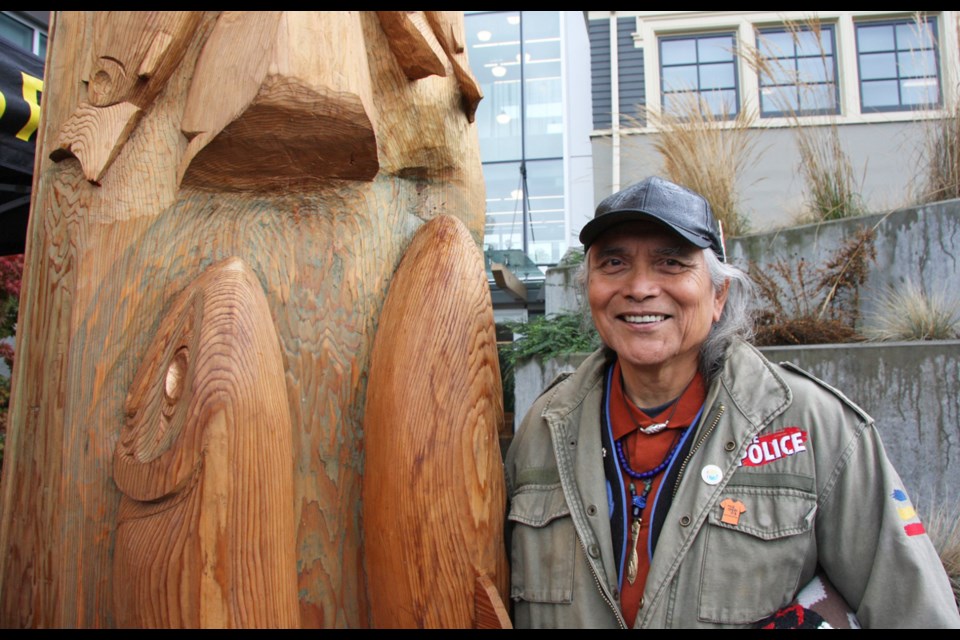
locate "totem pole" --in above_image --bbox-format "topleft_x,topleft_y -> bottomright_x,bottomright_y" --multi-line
0,11 -> 508,628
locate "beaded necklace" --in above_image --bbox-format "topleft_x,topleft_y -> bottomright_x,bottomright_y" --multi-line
615,382 -> 691,585
614,427 -> 686,480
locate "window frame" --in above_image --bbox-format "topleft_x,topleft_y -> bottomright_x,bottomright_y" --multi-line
658,30 -> 741,119
756,23 -> 840,118
854,16 -> 942,114
0,12 -> 46,58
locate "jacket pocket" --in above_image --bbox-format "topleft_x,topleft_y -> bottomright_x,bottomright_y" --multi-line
697,486 -> 817,625
507,482 -> 576,604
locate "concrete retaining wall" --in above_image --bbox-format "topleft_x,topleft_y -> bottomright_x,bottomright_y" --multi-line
726,198 -> 960,325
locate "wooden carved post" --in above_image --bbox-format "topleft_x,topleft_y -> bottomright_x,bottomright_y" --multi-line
0,11 -> 505,628
112,258 -> 299,628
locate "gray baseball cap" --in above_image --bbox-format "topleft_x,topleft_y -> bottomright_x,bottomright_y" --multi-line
579,176 -> 726,262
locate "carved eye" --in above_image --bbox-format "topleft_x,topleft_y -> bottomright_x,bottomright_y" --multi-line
164,346 -> 189,407
87,57 -> 127,107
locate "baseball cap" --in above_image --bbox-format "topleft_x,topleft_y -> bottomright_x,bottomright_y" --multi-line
579,176 -> 726,262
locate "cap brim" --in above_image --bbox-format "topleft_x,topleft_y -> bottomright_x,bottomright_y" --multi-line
579,209 -> 714,251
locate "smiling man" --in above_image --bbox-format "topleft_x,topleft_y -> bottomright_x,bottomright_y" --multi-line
504,176 -> 960,629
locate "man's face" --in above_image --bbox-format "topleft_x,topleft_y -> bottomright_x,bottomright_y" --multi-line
587,221 -> 728,381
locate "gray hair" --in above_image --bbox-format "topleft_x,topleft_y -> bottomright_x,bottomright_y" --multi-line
700,249 -> 757,379
575,247 -> 757,381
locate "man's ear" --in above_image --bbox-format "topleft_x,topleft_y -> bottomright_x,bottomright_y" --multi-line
713,278 -> 730,323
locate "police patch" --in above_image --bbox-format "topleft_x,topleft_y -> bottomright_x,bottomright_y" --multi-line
739,427 -> 808,467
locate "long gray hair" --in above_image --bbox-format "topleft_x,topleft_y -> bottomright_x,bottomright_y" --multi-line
575,247 -> 757,381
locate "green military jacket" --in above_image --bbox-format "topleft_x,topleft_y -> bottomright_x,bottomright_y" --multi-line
504,341 -> 960,628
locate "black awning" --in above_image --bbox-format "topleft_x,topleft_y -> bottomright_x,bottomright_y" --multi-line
0,36 -> 43,256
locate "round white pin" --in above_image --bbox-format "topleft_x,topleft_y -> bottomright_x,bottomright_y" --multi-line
701,464 -> 723,485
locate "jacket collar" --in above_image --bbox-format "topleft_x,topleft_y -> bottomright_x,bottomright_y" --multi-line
540,341 -> 793,433
540,348 -> 609,424
716,341 -> 792,430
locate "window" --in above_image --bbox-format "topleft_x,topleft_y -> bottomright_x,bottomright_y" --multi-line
757,25 -> 838,117
659,32 -> 738,118
467,11 -> 567,273
856,17 -> 940,112
0,12 -> 46,58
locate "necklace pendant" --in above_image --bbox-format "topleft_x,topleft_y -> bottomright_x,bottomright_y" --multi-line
627,518 -> 640,584
639,421 -> 668,435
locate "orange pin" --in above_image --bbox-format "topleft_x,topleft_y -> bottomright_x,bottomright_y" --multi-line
720,498 -> 747,526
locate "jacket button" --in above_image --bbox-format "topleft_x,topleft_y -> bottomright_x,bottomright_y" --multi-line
639,596 -> 645,609
724,440 -> 736,452
588,543 -> 600,558
679,515 -> 691,527
587,504 -> 598,516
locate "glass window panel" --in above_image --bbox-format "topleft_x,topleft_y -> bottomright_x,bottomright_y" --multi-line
800,84 -> 836,112
660,33 -> 739,119
758,31 -> 795,58
861,79 -> 899,109
795,30 -> 829,57
0,14 -> 33,50
468,12 -> 567,271
525,160 -> 565,265
520,11 -> 559,39
858,24 -> 894,52
797,57 -> 831,84
477,81 -> 522,162
482,161 -> 526,253
761,86 -> 799,115
897,21 -> 934,51
759,26 -> 836,117
663,91 -> 699,116
699,63 -> 735,90
469,11 -> 522,163
859,52 -> 896,80
901,78 -> 939,105
524,75 -> 563,158
898,50 -> 937,78
38,33 -> 46,58
857,18 -> 940,111
698,35 -> 735,62
662,65 -> 698,92
762,64 -> 797,88
661,38 -> 697,65
701,89 -> 737,117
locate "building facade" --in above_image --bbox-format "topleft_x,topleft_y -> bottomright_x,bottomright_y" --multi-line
465,11 -> 595,322
587,11 -> 960,231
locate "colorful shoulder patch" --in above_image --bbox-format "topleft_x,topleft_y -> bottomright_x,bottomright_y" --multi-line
892,489 -> 926,537
739,427 -> 808,467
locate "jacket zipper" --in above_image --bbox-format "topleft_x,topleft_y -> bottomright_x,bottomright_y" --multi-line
550,412 -> 629,630
672,403 -> 725,498
576,534 -> 628,629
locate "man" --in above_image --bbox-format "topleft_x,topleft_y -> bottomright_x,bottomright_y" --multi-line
504,176 -> 960,628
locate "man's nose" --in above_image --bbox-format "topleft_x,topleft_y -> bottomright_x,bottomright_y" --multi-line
621,265 -> 661,301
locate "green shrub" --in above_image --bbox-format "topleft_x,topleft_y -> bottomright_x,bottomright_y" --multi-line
500,311 -> 600,374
